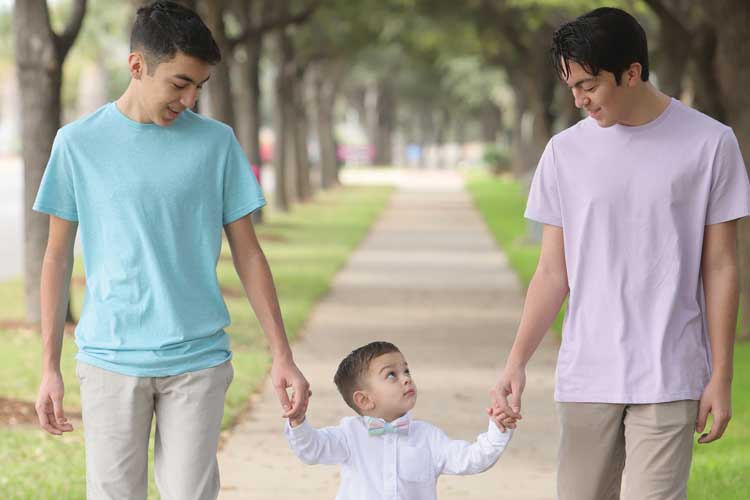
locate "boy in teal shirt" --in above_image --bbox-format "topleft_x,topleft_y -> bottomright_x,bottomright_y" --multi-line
33,2 -> 309,498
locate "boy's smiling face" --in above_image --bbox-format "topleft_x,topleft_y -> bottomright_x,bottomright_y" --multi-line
354,351 -> 417,422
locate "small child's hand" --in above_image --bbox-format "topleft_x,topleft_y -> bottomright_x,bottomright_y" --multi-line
486,406 -> 519,432
287,388 -> 310,428
289,415 -> 306,428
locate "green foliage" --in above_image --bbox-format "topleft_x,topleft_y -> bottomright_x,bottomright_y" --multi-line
482,145 -> 512,175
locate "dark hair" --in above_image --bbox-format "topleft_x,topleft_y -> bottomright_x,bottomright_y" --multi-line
334,341 -> 401,414
131,1 -> 221,73
551,7 -> 649,85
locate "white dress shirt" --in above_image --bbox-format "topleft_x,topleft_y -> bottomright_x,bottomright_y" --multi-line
285,412 -> 513,500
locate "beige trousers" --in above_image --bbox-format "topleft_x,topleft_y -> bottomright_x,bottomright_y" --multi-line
556,400 -> 699,500
77,360 -> 233,500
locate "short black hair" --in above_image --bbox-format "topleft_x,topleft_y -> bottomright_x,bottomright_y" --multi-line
334,341 -> 401,414
131,1 -> 221,73
551,7 -> 649,85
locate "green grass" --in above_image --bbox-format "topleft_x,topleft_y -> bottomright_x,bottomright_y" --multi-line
466,171 -> 565,332
466,170 -> 750,500
0,184 -> 392,499
688,341 -> 750,500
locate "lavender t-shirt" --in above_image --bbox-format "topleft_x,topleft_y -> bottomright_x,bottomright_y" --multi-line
525,99 -> 750,404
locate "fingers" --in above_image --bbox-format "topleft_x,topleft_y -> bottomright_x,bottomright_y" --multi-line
488,406 -> 518,431
285,380 -> 311,419
509,382 -> 523,417
274,381 -> 293,414
698,412 -> 731,444
36,396 -> 68,435
489,386 -> 512,415
695,401 -> 709,434
36,397 -> 59,435
51,395 -> 73,432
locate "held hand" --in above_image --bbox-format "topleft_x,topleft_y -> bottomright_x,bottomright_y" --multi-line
35,371 -> 73,435
486,407 -> 518,431
288,388 -> 308,428
271,356 -> 310,420
696,377 -> 732,444
490,365 -> 525,431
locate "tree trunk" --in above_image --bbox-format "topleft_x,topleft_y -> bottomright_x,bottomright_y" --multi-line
373,79 -> 395,166
690,23 -> 726,121
233,26 -> 264,222
645,0 -> 691,98
292,65 -> 311,201
508,72 -> 532,176
272,28 -> 295,211
479,101 -> 502,143
417,106 -> 434,169
711,0 -> 750,339
199,0 -> 235,127
312,61 -> 343,189
15,0 -> 86,323
234,36 -> 263,167
434,107 -> 451,169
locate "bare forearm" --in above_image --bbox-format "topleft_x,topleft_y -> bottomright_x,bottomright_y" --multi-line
235,251 -> 293,360
506,269 -> 568,369
40,254 -> 74,373
703,264 -> 738,383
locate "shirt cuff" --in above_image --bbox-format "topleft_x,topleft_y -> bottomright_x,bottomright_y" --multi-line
285,418 -> 314,441
487,418 -> 513,446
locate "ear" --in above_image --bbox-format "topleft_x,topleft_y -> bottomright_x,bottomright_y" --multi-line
128,52 -> 145,80
353,390 -> 374,412
624,62 -> 642,87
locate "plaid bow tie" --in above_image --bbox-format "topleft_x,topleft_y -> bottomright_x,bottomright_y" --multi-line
366,416 -> 410,436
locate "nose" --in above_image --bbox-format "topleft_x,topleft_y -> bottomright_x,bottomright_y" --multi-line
572,88 -> 589,109
180,86 -> 199,109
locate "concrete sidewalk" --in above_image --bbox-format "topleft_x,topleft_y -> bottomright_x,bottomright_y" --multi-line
218,169 -> 559,500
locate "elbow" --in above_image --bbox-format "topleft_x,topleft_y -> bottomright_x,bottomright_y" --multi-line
532,266 -> 569,295
293,444 -> 323,465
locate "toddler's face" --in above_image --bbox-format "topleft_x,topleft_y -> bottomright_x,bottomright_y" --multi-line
361,351 -> 417,422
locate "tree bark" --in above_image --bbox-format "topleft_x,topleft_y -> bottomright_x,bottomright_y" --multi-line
644,0 -> 691,98
199,0 -> 235,127
311,61 -> 343,188
711,0 -> 750,339
15,0 -> 86,323
292,65 -> 312,201
373,79 -> 395,166
689,23 -> 726,121
272,27 -> 295,211
479,100 -> 502,143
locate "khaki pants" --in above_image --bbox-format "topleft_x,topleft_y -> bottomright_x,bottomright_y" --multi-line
77,361 -> 233,500
557,400 -> 698,500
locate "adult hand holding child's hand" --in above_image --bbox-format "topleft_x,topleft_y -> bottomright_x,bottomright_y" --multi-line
490,365 -> 525,432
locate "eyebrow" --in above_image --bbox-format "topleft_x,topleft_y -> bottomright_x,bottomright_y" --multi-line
567,77 -> 597,89
378,362 -> 408,374
174,74 -> 211,85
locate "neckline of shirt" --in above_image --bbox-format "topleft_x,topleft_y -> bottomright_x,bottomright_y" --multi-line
108,101 -> 179,130
588,97 -> 677,135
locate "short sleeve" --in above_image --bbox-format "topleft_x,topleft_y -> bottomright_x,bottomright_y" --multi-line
32,130 -> 78,221
705,129 -> 750,225
524,138 -> 562,227
222,131 -> 266,225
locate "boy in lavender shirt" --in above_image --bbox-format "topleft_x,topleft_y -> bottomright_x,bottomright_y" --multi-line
491,7 -> 750,500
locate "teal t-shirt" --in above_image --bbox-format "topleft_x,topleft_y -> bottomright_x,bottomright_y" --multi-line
33,103 -> 266,376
